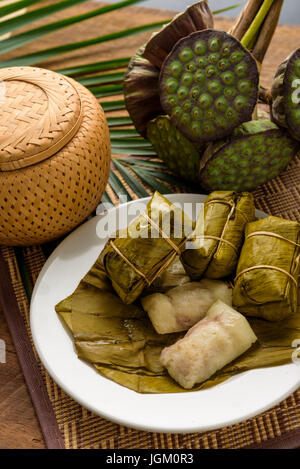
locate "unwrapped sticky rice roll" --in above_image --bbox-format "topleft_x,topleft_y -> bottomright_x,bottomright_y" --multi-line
141,279 -> 232,334
160,300 -> 257,389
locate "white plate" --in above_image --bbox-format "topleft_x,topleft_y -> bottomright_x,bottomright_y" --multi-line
30,194 -> 300,433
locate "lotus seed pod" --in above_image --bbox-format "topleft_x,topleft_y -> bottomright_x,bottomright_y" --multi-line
143,1 -> 214,69
160,30 -> 259,143
147,115 -> 203,182
123,45 -> 163,136
199,120 -> 299,192
271,48 -> 300,141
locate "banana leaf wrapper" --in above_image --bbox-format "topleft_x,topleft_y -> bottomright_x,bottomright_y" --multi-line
55,261 -> 300,394
233,216 -> 300,321
100,191 -> 193,304
181,191 -> 255,280
142,256 -> 190,295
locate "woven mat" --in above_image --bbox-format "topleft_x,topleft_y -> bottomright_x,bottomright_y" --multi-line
1,155 -> 300,449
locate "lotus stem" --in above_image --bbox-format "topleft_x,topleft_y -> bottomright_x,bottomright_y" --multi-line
252,0 -> 284,63
229,0 -> 264,40
230,0 -> 283,64
241,0 -> 275,50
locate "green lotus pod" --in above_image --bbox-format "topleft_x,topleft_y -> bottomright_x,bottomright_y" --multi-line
160,30 -> 259,143
199,120 -> 299,192
147,115 -> 203,182
123,45 -> 163,136
271,48 -> 300,141
143,1 -> 213,69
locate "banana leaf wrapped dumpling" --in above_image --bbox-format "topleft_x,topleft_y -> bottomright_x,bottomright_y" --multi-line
181,191 -> 255,280
233,216 -> 300,321
100,191 -> 193,304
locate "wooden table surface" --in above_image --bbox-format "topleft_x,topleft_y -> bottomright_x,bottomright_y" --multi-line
0,1 -> 300,450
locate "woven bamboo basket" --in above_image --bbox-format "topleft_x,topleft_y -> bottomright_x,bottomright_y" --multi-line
0,66 -> 111,246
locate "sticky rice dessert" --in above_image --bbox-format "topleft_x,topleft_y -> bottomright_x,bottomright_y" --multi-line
141,279 -> 232,334
160,300 -> 257,389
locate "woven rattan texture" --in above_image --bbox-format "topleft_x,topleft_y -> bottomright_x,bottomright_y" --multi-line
0,74 -> 111,246
2,151 -> 300,448
0,68 -> 82,166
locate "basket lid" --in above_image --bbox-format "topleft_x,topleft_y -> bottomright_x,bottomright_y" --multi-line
0,67 -> 83,171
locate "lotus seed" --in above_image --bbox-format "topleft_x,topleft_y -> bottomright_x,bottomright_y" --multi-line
224,87 -> 237,99
173,107 -> 183,119
234,96 -> 247,111
196,56 -> 207,68
191,86 -> 201,100
181,113 -> 191,125
198,93 -> 212,108
183,100 -> 192,111
181,73 -> 194,86
209,53 -> 220,64
179,48 -> 194,63
225,107 -> 237,121
221,71 -> 235,85
238,79 -> 251,94
194,70 -> 205,84
230,51 -> 244,64
205,65 -> 216,77
218,59 -> 229,71
235,62 -> 248,77
170,61 -> 183,78
194,41 -> 206,55
166,78 -> 179,93
208,79 -> 222,94
222,44 -> 231,56
191,107 -> 203,120
177,86 -> 189,100
209,38 -> 220,52
215,116 -> 227,128
168,95 -> 178,107
214,96 -> 228,112
186,62 -> 197,73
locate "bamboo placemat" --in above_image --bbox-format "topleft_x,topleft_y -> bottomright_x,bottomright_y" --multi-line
1,158 -> 300,449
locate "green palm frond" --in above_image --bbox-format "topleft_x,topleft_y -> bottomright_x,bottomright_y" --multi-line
0,19 -> 169,67
56,57 -> 130,76
0,0 -> 240,202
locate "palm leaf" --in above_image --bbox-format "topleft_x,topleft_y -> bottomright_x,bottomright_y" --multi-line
0,0 -> 90,38
129,165 -> 173,194
110,129 -> 140,138
78,71 -> 124,87
101,100 -> 126,112
0,0 -> 44,18
112,159 -> 149,198
90,84 -> 123,98
55,57 -> 130,76
0,20 -> 169,68
107,117 -> 133,127
109,172 -> 132,201
0,0 -> 147,54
